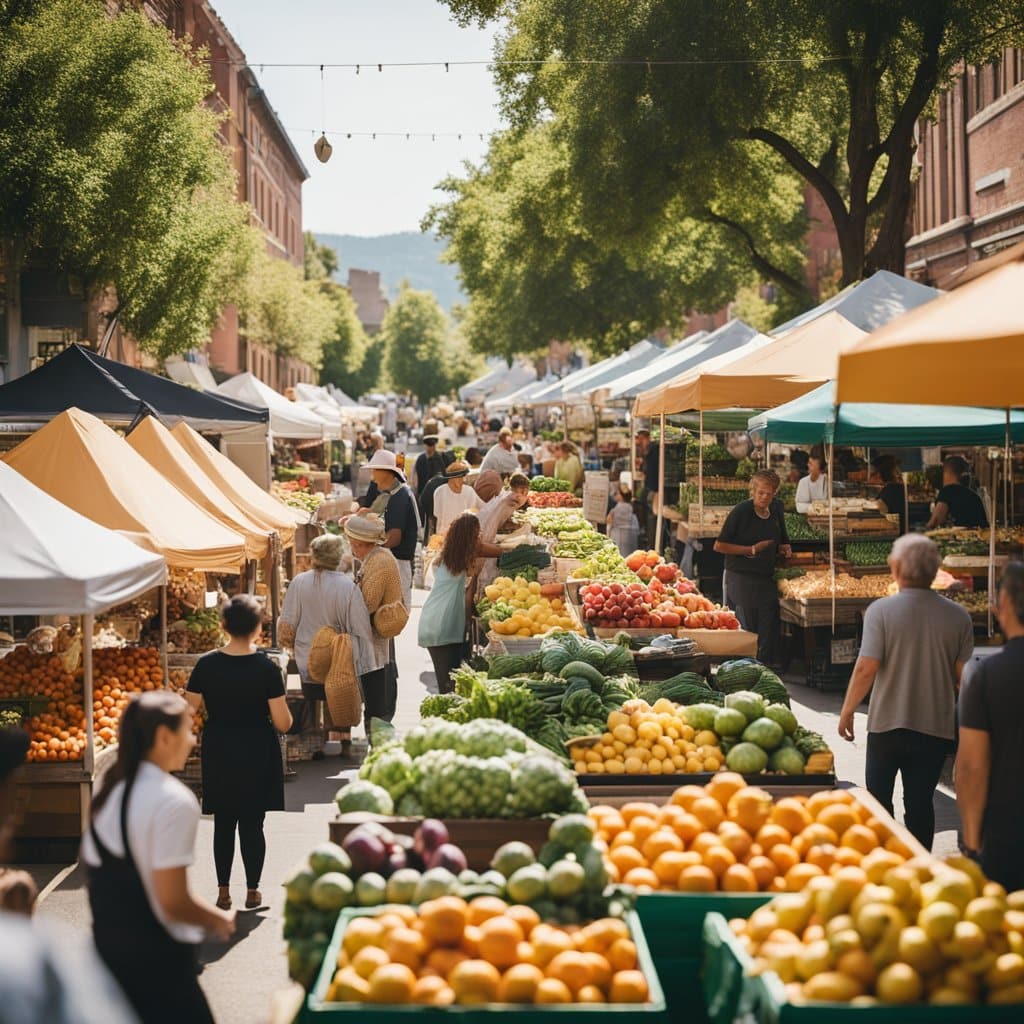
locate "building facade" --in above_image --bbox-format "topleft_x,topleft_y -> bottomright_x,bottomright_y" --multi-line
347,269 -> 390,337
906,50 -> 1024,288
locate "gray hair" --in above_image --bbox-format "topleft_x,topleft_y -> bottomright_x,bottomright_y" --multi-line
310,534 -> 344,570
889,534 -> 940,588
999,562 -> 1024,625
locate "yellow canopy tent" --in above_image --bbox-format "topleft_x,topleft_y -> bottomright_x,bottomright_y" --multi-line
2,408 -> 247,571
126,417 -> 272,562
634,312 -> 866,415
836,246 -> 1024,406
171,421 -> 301,547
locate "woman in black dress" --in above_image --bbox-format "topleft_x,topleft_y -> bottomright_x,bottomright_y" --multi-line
185,596 -> 292,911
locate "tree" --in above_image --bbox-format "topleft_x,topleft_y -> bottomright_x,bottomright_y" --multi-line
0,0 -> 253,357
318,283 -> 369,389
442,0 -> 1024,286
304,230 -> 339,281
346,334 -> 386,399
426,123 -> 807,357
382,285 -> 459,402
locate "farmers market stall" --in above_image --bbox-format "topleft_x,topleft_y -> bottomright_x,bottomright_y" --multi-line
0,462 -> 167,855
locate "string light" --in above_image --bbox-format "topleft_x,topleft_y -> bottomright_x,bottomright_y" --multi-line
293,129 -> 497,141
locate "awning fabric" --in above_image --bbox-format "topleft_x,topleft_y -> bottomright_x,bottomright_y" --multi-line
487,377 -> 557,411
748,382 -> 1024,446
1,409 -> 247,570
604,332 -> 708,401
836,251 -> 1024,408
216,372 -> 327,439
643,312 -> 866,413
634,325 -> 773,416
0,462 -> 166,615
126,417 -> 273,561
0,344 -> 268,439
529,340 -> 663,405
171,422 -> 303,544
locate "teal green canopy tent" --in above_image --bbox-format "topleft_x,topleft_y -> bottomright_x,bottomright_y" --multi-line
748,382 -> 1024,446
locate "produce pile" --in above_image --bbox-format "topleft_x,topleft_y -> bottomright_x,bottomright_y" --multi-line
785,513 -> 826,541
0,644 -> 163,761
495,544 -> 551,582
271,479 -> 324,516
732,849 -> 1024,1006
679,483 -> 747,513
947,590 -> 989,615
353,718 -> 589,820
553,528 -> 614,560
476,577 -> 580,637
167,608 -> 224,653
844,540 -> 893,567
527,492 -> 582,508
516,509 -> 590,537
529,477 -> 574,493
578,580 -> 739,631
590,779 -> 916,894
166,568 -> 206,621
623,550 -> 698,588
569,545 -> 636,584
778,572 -> 894,600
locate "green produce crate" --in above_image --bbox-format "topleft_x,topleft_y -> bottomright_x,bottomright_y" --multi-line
647,956 -> 707,1024
702,912 -> 1024,1024
635,892 -> 771,961
307,908 -> 669,1021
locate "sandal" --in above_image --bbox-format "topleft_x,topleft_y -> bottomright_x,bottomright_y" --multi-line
245,889 -> 263,909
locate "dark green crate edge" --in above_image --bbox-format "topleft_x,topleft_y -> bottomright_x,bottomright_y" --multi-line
636,892 -> 771,959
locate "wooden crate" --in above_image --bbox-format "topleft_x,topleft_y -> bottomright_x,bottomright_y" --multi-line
328,814 -> 552,872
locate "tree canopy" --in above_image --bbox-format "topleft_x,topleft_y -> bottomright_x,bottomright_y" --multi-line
0,0 -> 253,357
443,0 -> 1024,287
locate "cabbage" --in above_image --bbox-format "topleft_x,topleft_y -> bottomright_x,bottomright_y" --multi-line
455,718 -> 527,758
334,779 -> 394,815
713,708 -> 747,738
505,755 -> 578,818
742,717 -> 785,751
307,842 -> 351,877
725,741 -> 768,774
724,690 -> 766,723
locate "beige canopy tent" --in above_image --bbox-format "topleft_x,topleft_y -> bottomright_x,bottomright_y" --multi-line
636,312 -> 867,414
836,251 -> 1024,407
126,417 -> 273,562
1,408 -> 247,571
171,421 -> 303,546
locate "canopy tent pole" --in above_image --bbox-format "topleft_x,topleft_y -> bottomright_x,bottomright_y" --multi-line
269,532 -> 281,648
827,443 -> 836,632
903,469 -> 910,538
989,455 -> 996,639
160,584 -> 169,695
83,615 -> 95,778
656,413 -> 666,556
698,410 -> 704,543
630,409 -> 637,490
1005,409 -> 1011,528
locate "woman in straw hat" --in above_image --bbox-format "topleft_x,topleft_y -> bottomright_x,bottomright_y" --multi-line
432,460 -> 478,537
343,515 -> 409,739
280,534 -> 380,759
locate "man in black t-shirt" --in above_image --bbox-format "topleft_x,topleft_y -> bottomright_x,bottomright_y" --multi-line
957,563 -> 1024,890
412,436 -> 452,497
714,470 -> 792,666
926,455 -> 987,529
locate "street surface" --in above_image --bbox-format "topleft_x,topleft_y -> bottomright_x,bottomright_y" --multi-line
27,588 -> 959,1024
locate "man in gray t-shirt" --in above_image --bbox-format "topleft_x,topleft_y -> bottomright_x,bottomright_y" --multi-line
838,535 -> 973,849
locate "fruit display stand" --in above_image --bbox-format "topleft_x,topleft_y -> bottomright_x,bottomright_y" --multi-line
306,907 -> 668,1021
578,774 -> 838,800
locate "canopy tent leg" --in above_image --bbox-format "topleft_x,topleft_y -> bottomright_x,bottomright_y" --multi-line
83,615 -> 95,778
698,410 -> 704,546
827,443 -> 836,633
160,584 -> 169,693
269,532 -> 281,648
655,413 -> 666,556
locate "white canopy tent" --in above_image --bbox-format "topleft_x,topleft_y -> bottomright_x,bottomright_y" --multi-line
603,331 -> 709,401
295,382 -> 381,423
481,363 -> 538,404
529,340 -> 663,406
460,360 -> 537,404
486,377 -> 558,411
216,372 -> 327,440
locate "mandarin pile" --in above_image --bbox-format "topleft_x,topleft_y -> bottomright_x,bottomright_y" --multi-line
325,897 -> 650,1006
591,775 -> 915,893
92,646 -> 163,747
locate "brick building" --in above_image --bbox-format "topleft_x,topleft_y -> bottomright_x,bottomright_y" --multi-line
906,50 -> 1024,288
2,1 -> 312,392
347,269 -> 390,337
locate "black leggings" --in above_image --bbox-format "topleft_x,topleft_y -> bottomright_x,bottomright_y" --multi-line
865,728 -> 952,851
428,643 -> 471,694
213,811 -> 267,888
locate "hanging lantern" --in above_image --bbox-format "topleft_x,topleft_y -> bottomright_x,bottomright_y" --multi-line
314,133 -> 333,163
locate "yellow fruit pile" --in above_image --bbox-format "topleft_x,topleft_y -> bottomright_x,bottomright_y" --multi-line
485,576 -> 582,637
325,896 -> 651,1006
591,776 -> 915,894
732,854 -> 1024,1006
572,698 -> 722,776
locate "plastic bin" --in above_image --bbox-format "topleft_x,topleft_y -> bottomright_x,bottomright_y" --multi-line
307,908 -> 669,1021
635,892 -> 771,962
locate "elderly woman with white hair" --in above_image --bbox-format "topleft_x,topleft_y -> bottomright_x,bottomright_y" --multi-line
279,534 -> 378,758
838,533 -> 974,849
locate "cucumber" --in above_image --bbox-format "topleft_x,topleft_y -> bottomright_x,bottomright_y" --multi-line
558,661 -> 605,687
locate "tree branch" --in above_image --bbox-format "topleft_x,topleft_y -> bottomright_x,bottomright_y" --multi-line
706,209 -> 809,301
747,125 -> 849,233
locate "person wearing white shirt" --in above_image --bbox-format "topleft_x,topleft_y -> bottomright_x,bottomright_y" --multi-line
480,427 -> 521,476
433,461 -> 478,535
795,454 -> 830,513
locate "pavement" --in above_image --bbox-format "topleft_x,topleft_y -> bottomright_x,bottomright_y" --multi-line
24,585 -> 960,1023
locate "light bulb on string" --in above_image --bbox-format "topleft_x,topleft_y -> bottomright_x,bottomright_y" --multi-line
314,65 -> 332,162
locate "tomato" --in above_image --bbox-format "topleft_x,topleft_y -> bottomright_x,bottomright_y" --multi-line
609,583 -> 624,595
601,586 -> 612,599
634,616 -> 650,629
616,619 -> 629,629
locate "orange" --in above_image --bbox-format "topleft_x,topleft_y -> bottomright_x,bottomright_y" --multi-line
449,960 -> 501,1004
376,911 -> 411,933
721,863 -> 759,892
620,801 -> 661,825
667,811 -> 703,844
642,828 -> 684,862
840,823 -> 879,856
705,770 -> 748,808
607,937 -> 638,972
767,843 -> 800,874
467,896 -> 510,927
784,863 -> 824,892
670,785 -> 709,811
343,917 -> 386,957
800,822 -> 839,849
531,925 -> 574,966
505,904 -> 541,938
411,975 -> 456,1006
717,823 -> 754,861
652,850 -> 695,886
610,969 -> 649,1003
755,823 -> 792,853
771,797 -> 813,835
656,803 -> 691,830
816,803 -> 858,837
534,978 -> 573,1004
864,816 -> 893,844
610,829 -> 639,851
460,925 -> 482,958
703,844 -> 737,878
366,963 -> 417,1004
546,950 -> 594,994
727,787 -> 774,833
629,815 -> 660,847
690,796 -> 726,831
426,947 -> 468,978
516,941 -> 539,966
622,866 -> 660,890
833,846 -> 864,868
609,845 -> 647,877
885,834 -> 915,858
746,854 -> 777,889
593,808 -> 626,839
477,916 -> 525,969
351,945 -> 391,980
497,963 -> 544,1003
582,951 -> 613,990
690,831 -> 725,858
678,864 -> 717,892
420,896 -> 468,947
385,927 -> 428,969
805,843 -> 838,873
577,985 -> 606,1003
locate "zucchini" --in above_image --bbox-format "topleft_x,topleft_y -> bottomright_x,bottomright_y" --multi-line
558,661 -> 605,687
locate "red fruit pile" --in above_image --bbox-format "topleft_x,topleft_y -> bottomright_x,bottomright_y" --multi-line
579,581 -> 741,630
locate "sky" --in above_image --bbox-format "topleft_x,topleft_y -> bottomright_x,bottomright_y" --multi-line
209,0 -> 504,236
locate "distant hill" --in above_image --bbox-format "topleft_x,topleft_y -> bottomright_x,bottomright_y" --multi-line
315,232 -> 465,313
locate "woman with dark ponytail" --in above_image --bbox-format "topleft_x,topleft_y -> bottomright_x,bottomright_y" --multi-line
82,691 -> 235,1023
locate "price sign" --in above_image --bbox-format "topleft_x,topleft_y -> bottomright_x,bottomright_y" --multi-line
830,638 -> 859,665
583,471 -> 611,525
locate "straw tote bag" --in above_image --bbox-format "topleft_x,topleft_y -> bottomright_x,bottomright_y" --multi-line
308,626 -> 362,728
